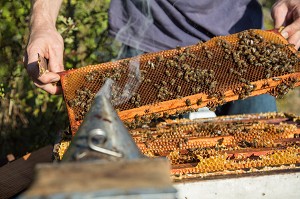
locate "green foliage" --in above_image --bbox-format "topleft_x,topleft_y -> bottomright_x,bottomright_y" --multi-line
0,84 -> 4,99
0,0 -> 119,159
258,0 -> 277,30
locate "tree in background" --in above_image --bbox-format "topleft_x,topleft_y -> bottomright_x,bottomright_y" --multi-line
0,0 -> 119,159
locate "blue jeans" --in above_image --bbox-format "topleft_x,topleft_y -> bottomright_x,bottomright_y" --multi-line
215,94 -> 277,116
118,45 -> 277,115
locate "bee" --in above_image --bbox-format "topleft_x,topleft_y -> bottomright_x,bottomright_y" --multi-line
154,84 -> 160,89
197,40 -> 204,46
163,112 -> 169,118
74,100 -> 81,107
224,49 -> 231,54
170,79 -> 176,85
130,122 -> 137,129
238,32 -> 244,39
209,81 -> 217,89
165,70 -> 171,77
179,54 -> 186,62
136,94 -> 141,101
177,72 -> 183,78
222,41 -> 231,49
184,137 -> 189,144
155,55 -> 164,62
176,95 -> 182,99
234,70 -> 242,76
215,62 -> 222,67
120,59 -> 130,66
128,73 -> 135,79
145,78 -> 152,83
189,53 -> 196,59
185,99 -> 191,106
165,60 -> 173,68
130,97 -> 136,104
182,64 -> 190,70
191,87 -> 196,93
86,98 -> 93,104
147,60 -> 155,69
196,98 -> 202,106
183,47 -> 191,54
157,93 -> 165,100
239,78 -> 247,83
207,93 -> 217,99
176,110 -> 184,115
177,85 -> 181,93
207,53 -> 213,59
68,99 -> 76,108
184,76 -> 190,82
134,101 -> 140,107
239,93 -> 247,100
255,34 -> 264,41
134,114 -> 140,121
176,46 -> 181,51
217,138 -> 224,145
272,77 -> 282,81
206,101 -> 218,111
216,39 -> 222,46
85,75 -> 94,82
265,73 -> 271,79
151,113 -> 160,120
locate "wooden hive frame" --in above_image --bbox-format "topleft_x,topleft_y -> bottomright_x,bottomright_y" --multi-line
59,29 -> 300,134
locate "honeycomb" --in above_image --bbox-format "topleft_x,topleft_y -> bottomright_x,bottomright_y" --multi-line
59,29 -> 300,134
131,112 -> 300,179
55,112 -> 300,180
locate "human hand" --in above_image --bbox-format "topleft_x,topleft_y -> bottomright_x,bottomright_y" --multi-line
272,0 -> 300,49
24,26 -> 64,94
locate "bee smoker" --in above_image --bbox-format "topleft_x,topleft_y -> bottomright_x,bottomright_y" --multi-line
21,93 -> 177,198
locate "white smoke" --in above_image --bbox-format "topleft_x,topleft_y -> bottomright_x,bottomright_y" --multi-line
96,57 -> 142,106
98,0 -> 153,106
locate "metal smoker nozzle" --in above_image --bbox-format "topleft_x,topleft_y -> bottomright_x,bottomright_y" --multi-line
62,93 -> 144,162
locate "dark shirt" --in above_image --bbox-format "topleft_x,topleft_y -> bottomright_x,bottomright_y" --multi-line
108,0 -> 263,53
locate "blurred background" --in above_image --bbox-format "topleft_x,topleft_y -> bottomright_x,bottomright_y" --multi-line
0,0 -> 299,160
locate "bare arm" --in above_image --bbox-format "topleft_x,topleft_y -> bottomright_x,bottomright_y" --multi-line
25,0 -> 64,95
272,0 -> 300,49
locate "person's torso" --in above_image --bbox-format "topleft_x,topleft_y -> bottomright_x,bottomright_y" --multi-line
109,0 -> 263,52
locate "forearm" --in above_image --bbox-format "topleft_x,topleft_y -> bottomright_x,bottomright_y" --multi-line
25,0 -> 64,95
30,0 -> 63,29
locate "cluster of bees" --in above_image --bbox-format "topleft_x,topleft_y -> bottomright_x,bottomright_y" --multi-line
129,112 -> 300,176
230,30 -> 297,77
66,29 -> 299,128
67,87 -> 95,120
269,77 -> 298,98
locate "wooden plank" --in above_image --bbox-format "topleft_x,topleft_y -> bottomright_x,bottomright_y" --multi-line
23,158 -> 174,197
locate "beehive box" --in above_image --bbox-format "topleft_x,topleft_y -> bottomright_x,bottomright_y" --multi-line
129,112 -> 300,180
55,112 -> 300,181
